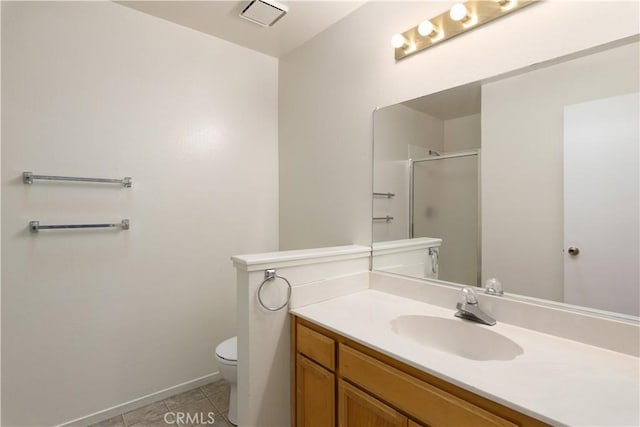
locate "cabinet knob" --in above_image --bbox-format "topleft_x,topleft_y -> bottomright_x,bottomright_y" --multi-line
568,247 -> 580,256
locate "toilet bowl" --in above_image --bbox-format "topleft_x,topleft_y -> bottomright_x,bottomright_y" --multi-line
215,336 -> 238,425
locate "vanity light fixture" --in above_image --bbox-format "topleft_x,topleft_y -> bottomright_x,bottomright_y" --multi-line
449,3 -> 472,24
393,0 -> 536,60
417,20 -> 441,40
391,33 -> 409,49
496,0 -> 517,10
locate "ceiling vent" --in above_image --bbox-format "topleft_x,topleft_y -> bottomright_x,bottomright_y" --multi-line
240,0 -> 288,27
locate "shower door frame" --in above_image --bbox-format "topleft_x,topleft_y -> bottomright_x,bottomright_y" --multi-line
409,149 -> 481,286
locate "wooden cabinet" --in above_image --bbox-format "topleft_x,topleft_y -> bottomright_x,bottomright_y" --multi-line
292,315 -> 548,427
297,323 -> 335,371
338,379 -> 407,427
296,354 -> 335,427
340,345 -> 515,427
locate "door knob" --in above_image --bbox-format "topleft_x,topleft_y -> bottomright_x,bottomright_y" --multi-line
568,246 -> 580,256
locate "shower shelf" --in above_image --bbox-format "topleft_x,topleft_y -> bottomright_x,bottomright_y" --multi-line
373,192 -> 395,198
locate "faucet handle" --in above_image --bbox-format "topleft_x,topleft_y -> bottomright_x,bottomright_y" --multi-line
484,278 -> 504,296
460,287 -> 478,305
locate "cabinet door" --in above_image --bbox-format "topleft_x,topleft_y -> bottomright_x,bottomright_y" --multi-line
339,379 -> 407,427
296,354 -> 335,427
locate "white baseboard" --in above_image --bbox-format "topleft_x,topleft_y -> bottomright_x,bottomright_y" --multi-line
57,372 -> 221,427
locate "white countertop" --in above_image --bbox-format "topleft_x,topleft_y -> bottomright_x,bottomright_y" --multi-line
291,289 -> 640,426
232,244 -> 370,271
372,237 -> 442,252
232,244 -> 370,265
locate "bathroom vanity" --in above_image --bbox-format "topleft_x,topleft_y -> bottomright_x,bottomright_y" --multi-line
290,286 -> 639,427
291,315 -> 543,427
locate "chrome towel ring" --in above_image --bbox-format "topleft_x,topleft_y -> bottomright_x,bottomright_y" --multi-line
257,269 -> 292,312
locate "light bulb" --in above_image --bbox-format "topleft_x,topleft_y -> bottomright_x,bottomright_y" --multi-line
391,33 -> 408,49
450,3 -> 470,22
418,20 -> 437,37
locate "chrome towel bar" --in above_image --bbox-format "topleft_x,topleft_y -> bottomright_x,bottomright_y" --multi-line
23,171 -> 132,188
29,219 -> 130,233
373,216 -> 394,222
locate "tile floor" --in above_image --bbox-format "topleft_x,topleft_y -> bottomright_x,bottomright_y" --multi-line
89,379 -> 234,427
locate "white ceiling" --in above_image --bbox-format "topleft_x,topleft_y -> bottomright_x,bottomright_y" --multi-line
402,82 -> 481,120
117,1 -> 366,58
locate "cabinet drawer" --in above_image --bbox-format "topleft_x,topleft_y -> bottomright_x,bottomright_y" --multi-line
297,323 -> 335,371
339,344 -> 516,427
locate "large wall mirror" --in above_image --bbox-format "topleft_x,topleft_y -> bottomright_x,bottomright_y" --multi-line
372,36 -> 639,319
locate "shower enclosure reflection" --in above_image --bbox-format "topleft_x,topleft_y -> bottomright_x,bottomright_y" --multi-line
410,151 -> 479,286
372,82 -> 482,287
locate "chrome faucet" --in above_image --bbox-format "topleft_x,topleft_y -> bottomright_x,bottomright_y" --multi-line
455,287 -> 496,326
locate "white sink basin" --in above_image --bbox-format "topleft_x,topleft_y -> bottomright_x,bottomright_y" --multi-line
390,315 -> 523,361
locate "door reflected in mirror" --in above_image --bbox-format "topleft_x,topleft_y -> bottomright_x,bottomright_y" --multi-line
372,37 -> 639,318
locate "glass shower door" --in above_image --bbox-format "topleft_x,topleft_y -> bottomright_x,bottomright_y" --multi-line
411,152 -> 480,286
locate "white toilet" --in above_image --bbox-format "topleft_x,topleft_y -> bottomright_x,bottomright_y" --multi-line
215,336 -> 238,425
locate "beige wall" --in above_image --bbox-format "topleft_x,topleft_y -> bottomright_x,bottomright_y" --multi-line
0,3 -> 3,422
1,2 -> 278,425
444,114 -> 481,152
481,41 -> 639,301
278,1 -> 640,251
